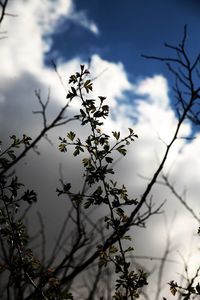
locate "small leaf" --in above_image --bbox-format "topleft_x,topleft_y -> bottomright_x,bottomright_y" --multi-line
84,80 -> 93,93
109,245 -> 118,254
80,64 -> 85,72
104,144 -> 110,152
98,96 -> 106,102
22,135 -> 32,145
125,246 -> 134,253
116,208 -> 124,217
71,86 -> 77,96
116,145 -> 127,156
63,183 -> 71,192
7,150 -> 16,160
112,131 -> 120,140
67,131 -> 76,141
59,144 -> 67,152
105,156 -> 113,163
21,190 -> 37,204
123,235 -> 132,241
170,286 -> 177,296
128,128 -> 133,134
73,148 -> 79,156
169,281 -> 178,296
80,109 -> 86,118
84,200 -> 92,209
196,283 -> 200,294
69,74 -> 77,84
10,135 -> 21,147
82,157 -> 90,166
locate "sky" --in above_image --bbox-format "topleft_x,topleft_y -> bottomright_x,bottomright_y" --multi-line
1,0 -> 200,298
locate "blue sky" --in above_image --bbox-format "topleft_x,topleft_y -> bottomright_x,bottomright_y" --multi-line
46,0 -> 200,84
43,0 -> 200,133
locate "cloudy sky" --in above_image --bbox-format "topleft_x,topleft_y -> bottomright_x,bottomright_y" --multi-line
1,0 -> 200,298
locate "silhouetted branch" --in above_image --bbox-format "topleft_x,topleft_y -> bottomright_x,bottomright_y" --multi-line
0,0 -> 9,25
0,93 -> 76,177
58,26 -> 200,291
161,173 -> 200,224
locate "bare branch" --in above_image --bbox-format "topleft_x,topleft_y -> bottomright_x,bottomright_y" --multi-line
162,174 -> 200,224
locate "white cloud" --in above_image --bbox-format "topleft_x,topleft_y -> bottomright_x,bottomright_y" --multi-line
1,0 -> 72,77
69,10 -> 100,35
0,0 -> 99,78
1,0 -> 196,211
90,55 -> 132,106
22,0 -> 73,35
90,23 -> 99,35
51,54 -> 132,107
107,72 -> 199,289
136,75 -> 169,109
